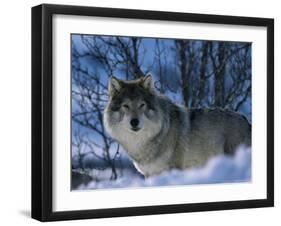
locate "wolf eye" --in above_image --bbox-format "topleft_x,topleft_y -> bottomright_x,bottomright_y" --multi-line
139,103 -> 146,109
123,104 -> 129,109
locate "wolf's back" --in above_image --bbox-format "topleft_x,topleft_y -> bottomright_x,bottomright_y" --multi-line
188,108 -> 251,155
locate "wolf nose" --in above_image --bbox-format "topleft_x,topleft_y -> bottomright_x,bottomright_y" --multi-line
130,118 -> 139,128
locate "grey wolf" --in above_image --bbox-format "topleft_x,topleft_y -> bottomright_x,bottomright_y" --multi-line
103,75 -> 251,177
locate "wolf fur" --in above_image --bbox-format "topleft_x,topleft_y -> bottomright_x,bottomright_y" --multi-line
103,75 -> 251,177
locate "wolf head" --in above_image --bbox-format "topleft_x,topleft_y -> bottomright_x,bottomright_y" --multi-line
103,74 -> 164,147
105,74 -> 157,132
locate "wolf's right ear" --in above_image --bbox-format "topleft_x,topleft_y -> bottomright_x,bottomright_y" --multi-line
108,76 -> 122,96
142,73 -> 155,93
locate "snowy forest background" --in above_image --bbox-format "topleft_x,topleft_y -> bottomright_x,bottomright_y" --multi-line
71,34 -> 252,190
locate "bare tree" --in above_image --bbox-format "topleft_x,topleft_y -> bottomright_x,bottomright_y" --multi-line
175,40 -> 194,106
72,47 -> 118,179
80,36 -> 146,79
169,39 -> 251,114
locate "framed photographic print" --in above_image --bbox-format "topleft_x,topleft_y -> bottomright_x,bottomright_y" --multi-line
31,4 -> 274,221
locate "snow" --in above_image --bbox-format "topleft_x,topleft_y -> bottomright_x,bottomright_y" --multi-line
77,146 -> 251,190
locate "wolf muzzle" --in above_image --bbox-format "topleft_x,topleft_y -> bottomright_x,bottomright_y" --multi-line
130,118 -> 140,131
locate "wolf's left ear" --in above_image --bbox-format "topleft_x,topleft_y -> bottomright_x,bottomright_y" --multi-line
108,76 -> 122,96
142,74 -> 155,93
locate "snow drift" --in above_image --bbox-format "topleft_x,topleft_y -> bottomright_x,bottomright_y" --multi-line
77,146 -> 251,190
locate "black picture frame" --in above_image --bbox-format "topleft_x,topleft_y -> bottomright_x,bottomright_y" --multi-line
32,3 -> 274,222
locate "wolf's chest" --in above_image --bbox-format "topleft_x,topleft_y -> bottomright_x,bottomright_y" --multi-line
117,130 -> 151,152
132,149 -> 173,177
120,135 -> 148,158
